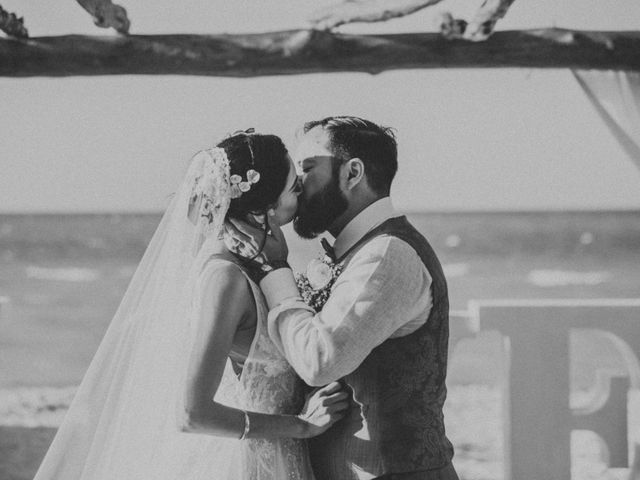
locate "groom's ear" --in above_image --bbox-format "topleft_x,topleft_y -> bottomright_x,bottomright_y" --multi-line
344,158 -> 365,190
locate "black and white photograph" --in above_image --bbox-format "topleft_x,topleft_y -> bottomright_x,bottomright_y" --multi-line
1,1 -> 640,479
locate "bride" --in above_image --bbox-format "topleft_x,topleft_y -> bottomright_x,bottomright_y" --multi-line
33,130 -> 349,480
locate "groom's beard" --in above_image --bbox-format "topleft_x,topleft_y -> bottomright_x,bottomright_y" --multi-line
293,175 -> 348,239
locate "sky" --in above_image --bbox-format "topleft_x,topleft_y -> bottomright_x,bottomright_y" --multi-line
1,0 -> 640,213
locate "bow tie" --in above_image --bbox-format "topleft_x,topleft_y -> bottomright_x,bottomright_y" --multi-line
320,237 -> 336,262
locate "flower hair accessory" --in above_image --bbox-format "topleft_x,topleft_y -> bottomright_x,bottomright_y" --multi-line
229,169 -> 261,199
186,138 -> 263,255
225,128 -> 261,198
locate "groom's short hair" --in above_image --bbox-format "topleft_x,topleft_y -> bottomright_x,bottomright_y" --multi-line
303,116 -> 398,196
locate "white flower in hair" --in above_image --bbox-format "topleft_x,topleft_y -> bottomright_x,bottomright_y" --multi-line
228,167 -> 261,198
246,169 -> 261,184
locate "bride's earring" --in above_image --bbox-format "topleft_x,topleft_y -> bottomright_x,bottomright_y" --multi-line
267,209 -> 276,217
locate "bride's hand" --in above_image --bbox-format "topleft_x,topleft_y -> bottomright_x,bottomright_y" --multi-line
297,381 -> 350,438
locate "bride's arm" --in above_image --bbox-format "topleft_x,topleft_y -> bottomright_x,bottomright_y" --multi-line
177,262 -> 348,440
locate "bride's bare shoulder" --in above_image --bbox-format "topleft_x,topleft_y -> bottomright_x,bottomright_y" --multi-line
195,257 -> 255,330
198,256 -> 251,291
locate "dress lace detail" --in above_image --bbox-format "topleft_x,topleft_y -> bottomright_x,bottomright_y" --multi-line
201,254 -> 314,480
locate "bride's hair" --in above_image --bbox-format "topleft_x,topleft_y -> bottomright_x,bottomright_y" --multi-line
217,132 -> 290,220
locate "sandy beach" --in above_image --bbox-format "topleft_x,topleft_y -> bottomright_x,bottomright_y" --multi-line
1,384 -> 637,480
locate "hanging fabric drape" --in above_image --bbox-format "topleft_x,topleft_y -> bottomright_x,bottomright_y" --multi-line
572,70 -> 640,170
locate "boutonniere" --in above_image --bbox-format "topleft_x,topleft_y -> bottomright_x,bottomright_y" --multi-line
295,255 -> 343,312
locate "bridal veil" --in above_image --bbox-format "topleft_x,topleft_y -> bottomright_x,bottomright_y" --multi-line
33,149 -> 245,480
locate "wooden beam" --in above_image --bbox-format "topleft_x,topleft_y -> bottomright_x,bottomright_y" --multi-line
1,28 -> 640,78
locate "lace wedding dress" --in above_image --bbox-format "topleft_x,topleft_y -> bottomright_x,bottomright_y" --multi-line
201,253 -> 316,480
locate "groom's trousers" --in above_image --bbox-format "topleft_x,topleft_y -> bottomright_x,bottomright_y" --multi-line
374,463 -> 459,480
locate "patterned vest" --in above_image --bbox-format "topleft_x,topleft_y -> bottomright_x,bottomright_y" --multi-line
309,216 -> 455,479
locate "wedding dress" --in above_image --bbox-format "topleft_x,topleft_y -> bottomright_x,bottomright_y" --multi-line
33,148 -> 315,480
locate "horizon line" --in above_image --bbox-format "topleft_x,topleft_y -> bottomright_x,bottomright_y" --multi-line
1,207 -> 640,216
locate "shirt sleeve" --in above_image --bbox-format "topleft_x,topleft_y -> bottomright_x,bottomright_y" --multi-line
260,236 -> 432,386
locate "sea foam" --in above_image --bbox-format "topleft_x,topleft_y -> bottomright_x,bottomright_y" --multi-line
0,387 -> 76,427
25,266 -> 100,282
527,270 -> 611,287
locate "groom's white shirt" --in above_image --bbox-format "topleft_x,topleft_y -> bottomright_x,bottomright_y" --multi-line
261,197 -> 433,386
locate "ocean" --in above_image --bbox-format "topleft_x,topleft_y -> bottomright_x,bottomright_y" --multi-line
1,210 -> 639,389
1,210 -> 639,480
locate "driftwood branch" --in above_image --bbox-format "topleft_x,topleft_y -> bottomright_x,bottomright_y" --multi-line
0,5 -> 28,39
464,0 -> 517,41
309,0 -> 517,41
75,0 -> 130,34
309,0 -> 443,30
1,29 -> 640,77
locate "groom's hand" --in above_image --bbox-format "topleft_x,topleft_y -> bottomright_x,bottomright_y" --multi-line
297,381 -> 350,438
227,219 -> 289,264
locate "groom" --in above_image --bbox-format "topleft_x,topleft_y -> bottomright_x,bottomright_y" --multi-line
247,116 -> 458,480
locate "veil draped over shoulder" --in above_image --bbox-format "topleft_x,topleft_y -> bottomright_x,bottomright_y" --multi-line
33,149 -> 245,480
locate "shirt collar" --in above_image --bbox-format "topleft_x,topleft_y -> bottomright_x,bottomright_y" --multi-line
330,197 -> 399,259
